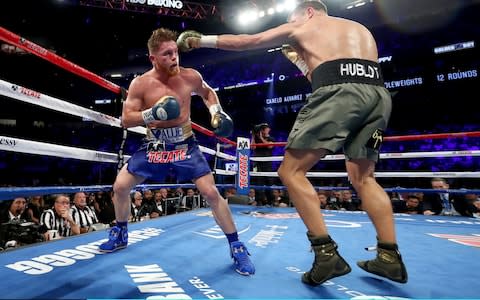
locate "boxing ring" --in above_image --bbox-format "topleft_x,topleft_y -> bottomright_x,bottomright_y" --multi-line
0,206 -> 479,299
1,27 -> 480,299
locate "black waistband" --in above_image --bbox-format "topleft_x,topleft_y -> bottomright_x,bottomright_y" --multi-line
311,58 -> 384,91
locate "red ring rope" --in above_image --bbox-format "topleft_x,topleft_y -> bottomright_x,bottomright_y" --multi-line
0,26 -> 236,146
252,131 -> 480,148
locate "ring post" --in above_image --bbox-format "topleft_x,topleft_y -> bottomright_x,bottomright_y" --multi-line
236,137 -> 250,195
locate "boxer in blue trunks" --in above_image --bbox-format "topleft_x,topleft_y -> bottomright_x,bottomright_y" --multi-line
127,124 -> 211,183
177,0 -> 406,285
99,28 -> 254,276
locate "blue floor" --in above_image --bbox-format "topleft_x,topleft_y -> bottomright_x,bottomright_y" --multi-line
1,205 -> 479,299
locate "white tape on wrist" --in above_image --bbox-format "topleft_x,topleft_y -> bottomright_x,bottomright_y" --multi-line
200,35 -> 218,48
209,104 -> 222,116
142,108 -> 155,124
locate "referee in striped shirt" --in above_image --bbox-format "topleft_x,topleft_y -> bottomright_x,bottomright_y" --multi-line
71,192 -> 99,234
40,194 -> 80,240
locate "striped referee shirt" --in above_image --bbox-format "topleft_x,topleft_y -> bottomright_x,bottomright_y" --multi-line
40,209 -> 72,237
71,205 -> 99,228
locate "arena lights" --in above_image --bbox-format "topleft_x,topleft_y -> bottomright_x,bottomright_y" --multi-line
237,0 -> 298,26
345,0 -> 374,10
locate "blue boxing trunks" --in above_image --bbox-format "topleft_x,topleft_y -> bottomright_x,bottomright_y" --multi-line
126,123 -> 211,182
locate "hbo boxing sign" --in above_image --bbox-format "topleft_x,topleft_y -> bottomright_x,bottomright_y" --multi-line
126,0 -> 184,9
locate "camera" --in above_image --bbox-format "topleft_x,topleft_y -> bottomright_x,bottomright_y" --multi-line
0,219 -> 44,249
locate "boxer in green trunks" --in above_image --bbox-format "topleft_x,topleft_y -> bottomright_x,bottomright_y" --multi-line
177,0 -> 407,285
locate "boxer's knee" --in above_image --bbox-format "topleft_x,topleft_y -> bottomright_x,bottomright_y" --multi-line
201,185 -> 222,207
112,182 -> 129,199
113,177 -> 134,199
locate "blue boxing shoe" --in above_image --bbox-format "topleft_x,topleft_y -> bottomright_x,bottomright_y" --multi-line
230,241 -> 255,275
99,226 -> 128,252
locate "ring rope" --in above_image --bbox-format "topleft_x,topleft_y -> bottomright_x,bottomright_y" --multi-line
0,135 -> 127,163
0,79 -> 228,158
252,131 -> 480,148
1,184 -> 478,201
251,131 -> 480,147
0,27 -> 236,146
0,135 -> 223,162
250,150 -> 480,162
248,185 -> 480,195
0,78 -> 145,135
0,27 -> 119,93
248,171 -> 480,178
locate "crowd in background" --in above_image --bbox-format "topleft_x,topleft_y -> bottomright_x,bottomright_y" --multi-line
0,187 -> 209,250
2,176 -> 478,251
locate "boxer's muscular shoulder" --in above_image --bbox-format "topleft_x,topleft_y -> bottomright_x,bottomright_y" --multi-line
179,67 -> 203,87
131,72 -> 158,89
180,67 -> 200,79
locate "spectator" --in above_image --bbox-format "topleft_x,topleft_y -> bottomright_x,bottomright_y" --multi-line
87,193 -> 97,209
0,197 -> 42,248
317,190 -> 329,209
27,195 -> 45,225
179,188 -> 196,212
94,191 -> 115,224
327,190 -> 342,210
247,188 -> 258,206
140,189 -> 162,218
423,178 -> 468,216
393,194 -> 423,215
130,191 -> 146,221
224,187 -> 237,199
339,190 -> 361,211
251,123 -> 276,205
153,190 -> 164,215
0,197 -> 29,223
463,193 -> 480,218
272,189 -> 289,207
71,192 -> 99,233
40,194 -> 80,240
174,187 -> 185,198
155,188 -> 176,216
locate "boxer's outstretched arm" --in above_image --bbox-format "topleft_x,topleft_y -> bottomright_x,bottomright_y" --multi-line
177,22 -> 298,52
218,23 -> 295,51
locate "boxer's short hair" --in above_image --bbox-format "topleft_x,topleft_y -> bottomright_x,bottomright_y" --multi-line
290,1 -> 328,17
148,28 -> 178,53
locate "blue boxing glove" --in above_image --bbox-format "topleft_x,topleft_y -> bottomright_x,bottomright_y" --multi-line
142,96 -> 180,123
209,104 -> 233,137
